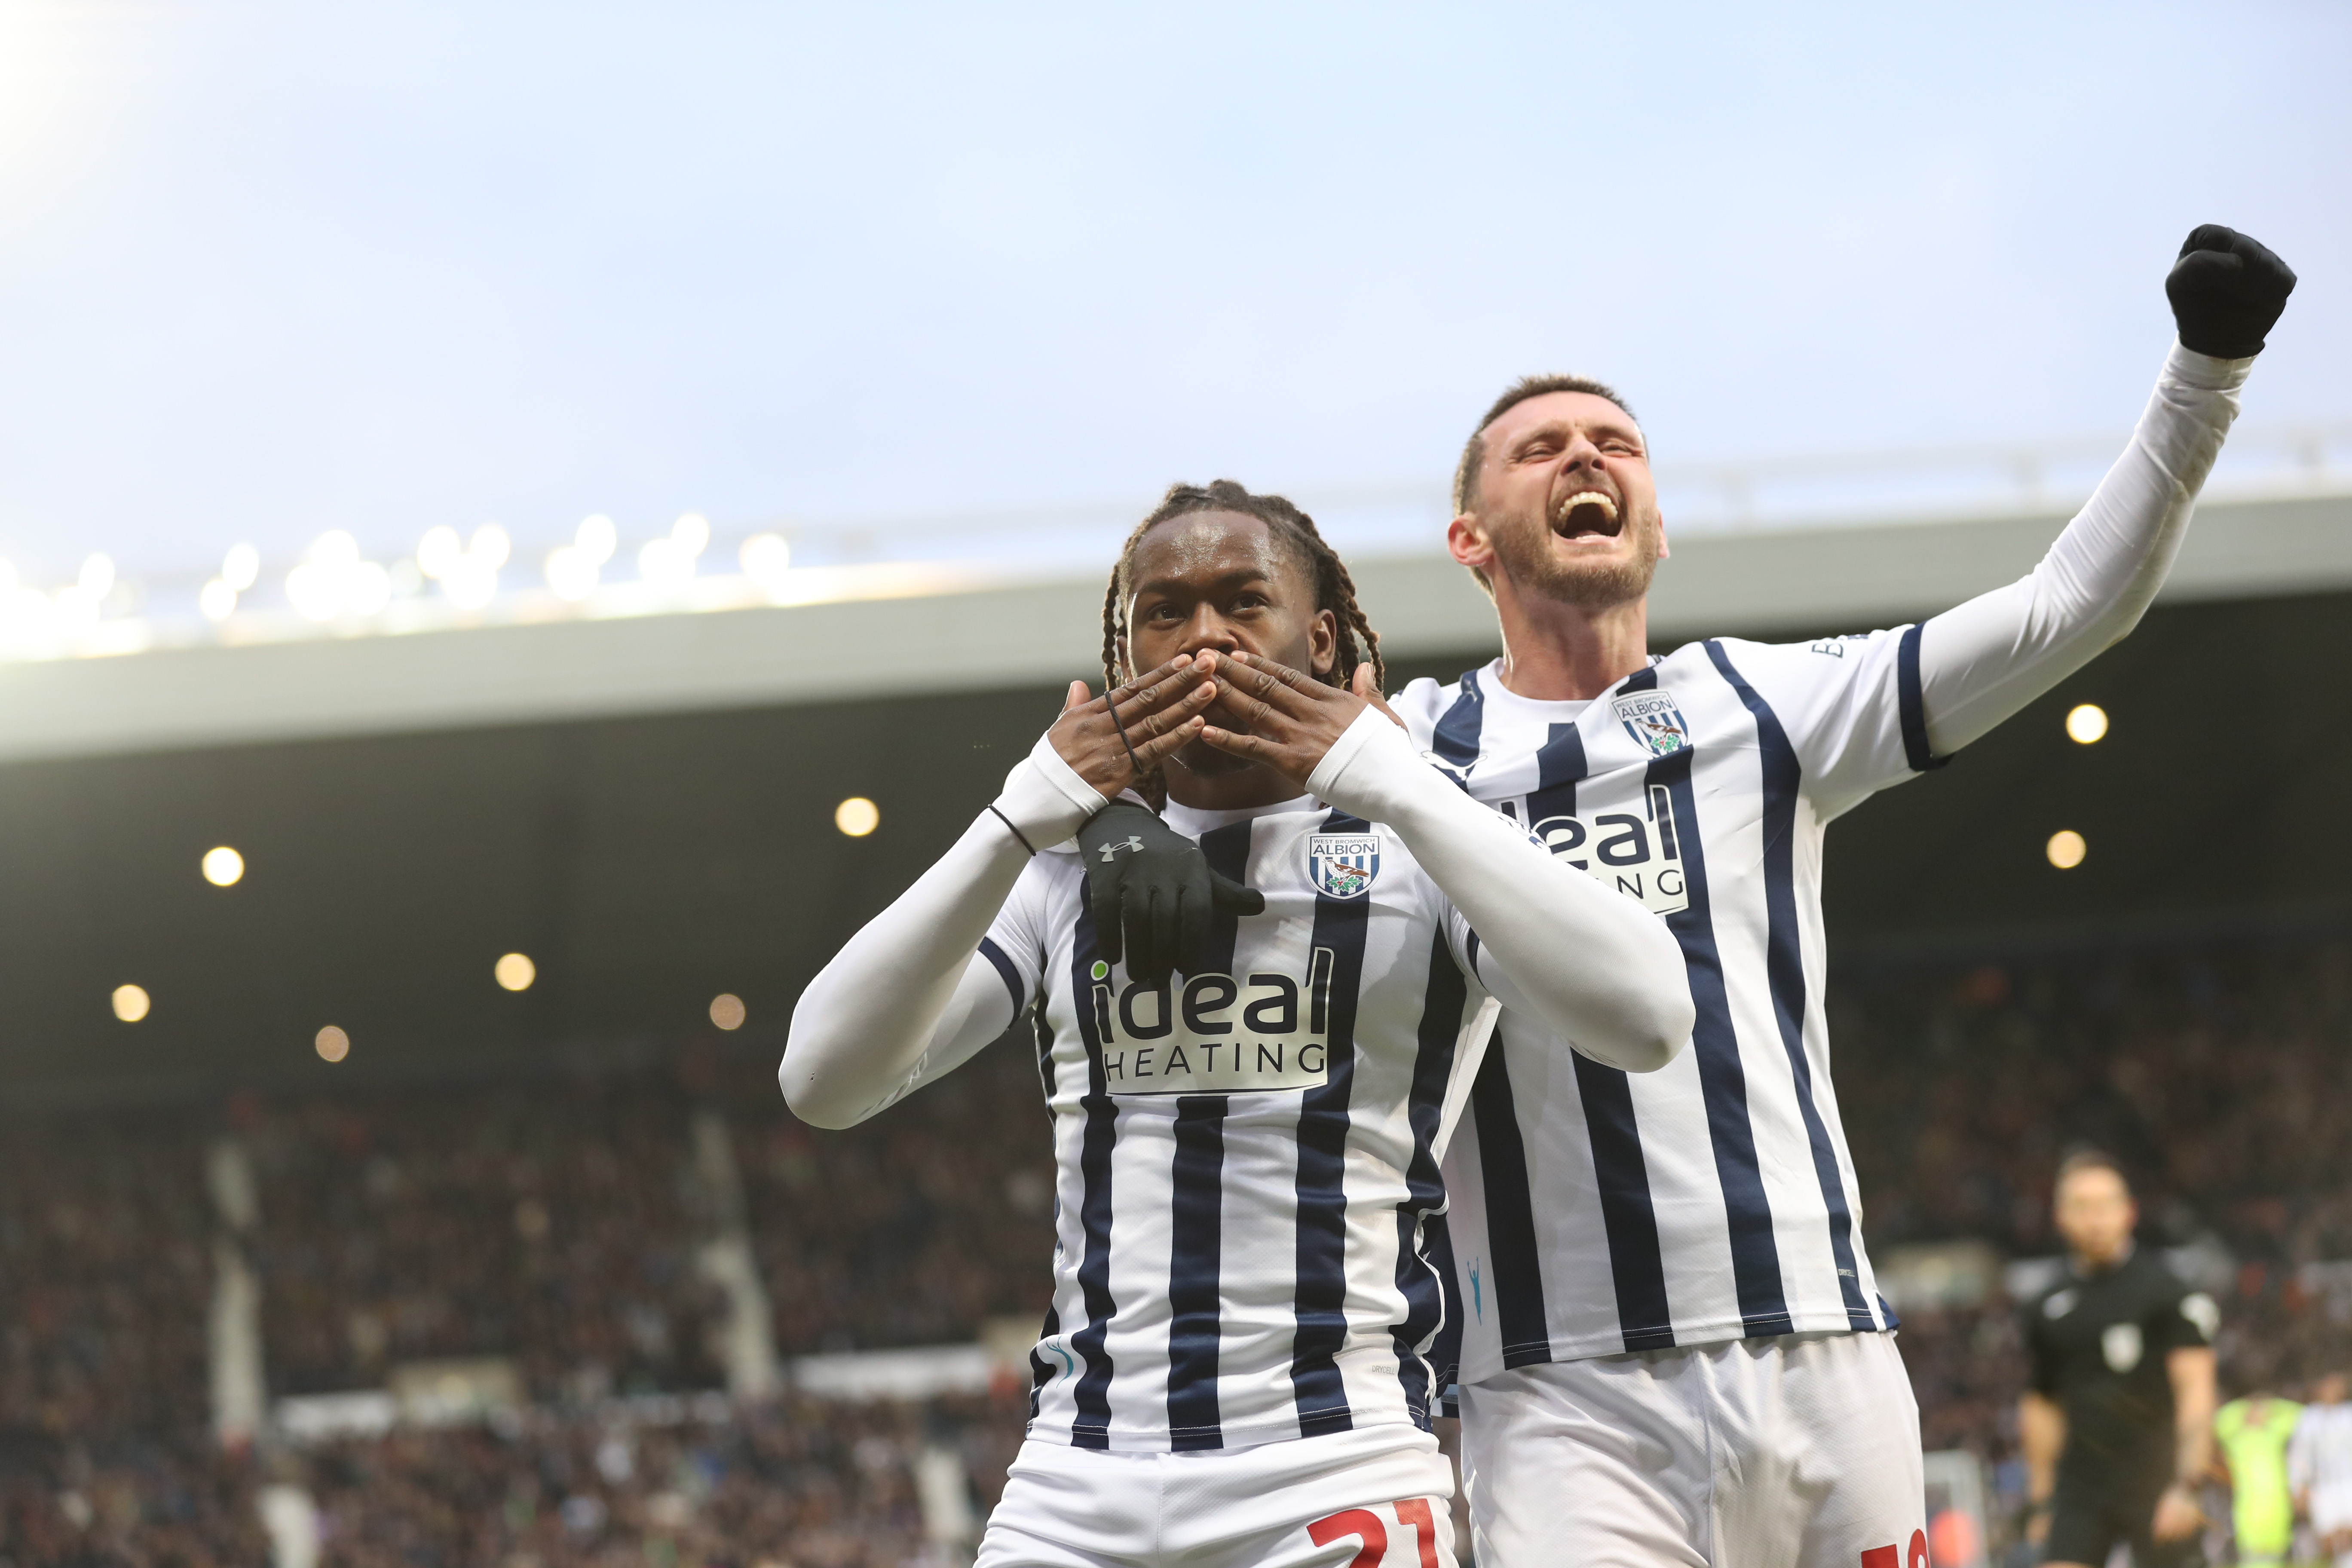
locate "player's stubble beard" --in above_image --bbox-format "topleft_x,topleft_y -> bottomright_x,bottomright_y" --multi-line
1488,493 -> 1665,612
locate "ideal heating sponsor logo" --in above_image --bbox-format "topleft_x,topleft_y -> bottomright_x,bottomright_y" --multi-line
1529,784 -> 1689,916
1086,952 -> 1339,1094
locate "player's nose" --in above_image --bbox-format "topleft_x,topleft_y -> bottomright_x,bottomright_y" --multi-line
1561,430 -> 1606,470
1176,605 -> 1242,657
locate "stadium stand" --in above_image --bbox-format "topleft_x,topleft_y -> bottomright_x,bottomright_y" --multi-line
1839,931 -> 2352,1543
11,932 -> 2352,1564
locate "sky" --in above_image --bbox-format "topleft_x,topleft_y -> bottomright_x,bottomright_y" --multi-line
0,0 -> 2343,589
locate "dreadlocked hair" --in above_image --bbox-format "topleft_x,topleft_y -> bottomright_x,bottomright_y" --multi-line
1099,479 -> 1385,697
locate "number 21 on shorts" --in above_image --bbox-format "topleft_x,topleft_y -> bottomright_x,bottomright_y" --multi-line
1308,1499 -> 1443,1568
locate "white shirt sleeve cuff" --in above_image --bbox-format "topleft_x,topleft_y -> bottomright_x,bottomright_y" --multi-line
992,732 -> 1110,851
2166,339 -> 2256,392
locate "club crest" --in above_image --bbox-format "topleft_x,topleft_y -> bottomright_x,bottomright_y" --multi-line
1611,690 -> 1691,757
1308,833 -> 1381,900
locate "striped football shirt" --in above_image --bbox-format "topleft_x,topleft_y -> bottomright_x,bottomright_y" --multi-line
1396,631 -> 1933,1381
979,791 -> 1495,1453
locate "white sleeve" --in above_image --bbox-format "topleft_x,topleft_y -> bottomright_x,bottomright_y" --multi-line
1308,708 -> 1694,1072
1919,343 -> 2252,755
780,734 -> 1101,1128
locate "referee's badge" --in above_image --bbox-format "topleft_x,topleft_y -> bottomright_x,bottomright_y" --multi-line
2101,1322 -> 2144,1373
1612,690 -> 1691,757
1308,833 -> 1381,899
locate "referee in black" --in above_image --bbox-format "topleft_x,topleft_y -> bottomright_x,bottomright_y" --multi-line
2020,1150 -> 2220,1566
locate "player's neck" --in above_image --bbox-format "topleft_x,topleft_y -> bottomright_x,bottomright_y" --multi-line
1490,576 -> 1653,701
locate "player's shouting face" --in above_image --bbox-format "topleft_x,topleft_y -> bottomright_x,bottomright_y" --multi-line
1450,390 -> 1666,612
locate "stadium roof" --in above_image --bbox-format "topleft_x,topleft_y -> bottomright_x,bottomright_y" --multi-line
2,489 -> 2347,763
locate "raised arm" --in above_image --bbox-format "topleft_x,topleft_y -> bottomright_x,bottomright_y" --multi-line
781,662 -> 1214,1127
1920,226 -> 2293,756
1203,652 -> 1695,1072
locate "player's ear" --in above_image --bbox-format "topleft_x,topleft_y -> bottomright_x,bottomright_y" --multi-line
1446,513 -> 1494,572
1306,609 -> 1337,678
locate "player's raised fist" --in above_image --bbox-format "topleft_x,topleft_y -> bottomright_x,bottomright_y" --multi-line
2165,225 -> 2295,359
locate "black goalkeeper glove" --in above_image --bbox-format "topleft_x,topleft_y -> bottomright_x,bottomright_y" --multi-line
2166,224 -> 2295,359
1077,799 -> 1265,985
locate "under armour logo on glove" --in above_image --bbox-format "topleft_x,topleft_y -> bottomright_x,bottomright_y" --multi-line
1075,800 -> 1264,985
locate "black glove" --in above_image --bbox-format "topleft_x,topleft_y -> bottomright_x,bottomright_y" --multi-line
2165,224 -> 2295,358
1077,799 -> 1265,985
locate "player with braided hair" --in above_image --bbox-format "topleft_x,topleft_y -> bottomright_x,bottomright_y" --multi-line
1099,480 -> 1385,697
785,484 -> 1691,1568
1078,482 -> 1386,982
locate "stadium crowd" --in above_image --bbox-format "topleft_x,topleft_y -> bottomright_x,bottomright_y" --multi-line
3,932 -> 2349,1563
1840,934 -> 2352,1481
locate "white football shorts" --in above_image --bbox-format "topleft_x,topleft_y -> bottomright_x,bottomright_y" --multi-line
1458,1329 -> 1927,1568
976,1425 -> 1457,1568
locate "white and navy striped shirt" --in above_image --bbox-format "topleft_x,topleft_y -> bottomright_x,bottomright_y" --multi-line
1397,634 -> 1927,1378
979,792 -> 1494,1453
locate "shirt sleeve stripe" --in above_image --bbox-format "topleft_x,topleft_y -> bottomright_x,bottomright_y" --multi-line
977,936 -> 1026,1017
1897,622 -> 1951,773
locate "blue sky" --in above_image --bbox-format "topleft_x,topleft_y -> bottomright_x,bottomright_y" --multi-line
0,1 -> 2342,584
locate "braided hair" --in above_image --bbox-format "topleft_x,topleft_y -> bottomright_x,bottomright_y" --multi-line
1099,480 -> 1385,695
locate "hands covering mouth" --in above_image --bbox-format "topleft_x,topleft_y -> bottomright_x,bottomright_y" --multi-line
1552,487 -> 1623,541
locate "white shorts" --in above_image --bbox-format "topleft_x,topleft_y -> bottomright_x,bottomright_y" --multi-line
977,1425 -> 1457,1568
1458,1330 -> 1926,1568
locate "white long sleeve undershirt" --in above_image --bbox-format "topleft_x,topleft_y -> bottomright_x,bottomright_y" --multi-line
783,710 -> 1695,1129
1918,342 -> 2252,755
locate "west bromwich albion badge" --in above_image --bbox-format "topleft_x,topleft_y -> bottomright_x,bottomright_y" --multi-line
1611,690 -> 1691,757
1308,832 -> 1381,899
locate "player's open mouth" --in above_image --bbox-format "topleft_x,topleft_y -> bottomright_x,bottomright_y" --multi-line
1553,490 -> 1622,542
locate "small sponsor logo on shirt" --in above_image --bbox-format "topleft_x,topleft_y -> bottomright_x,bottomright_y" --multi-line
1611,690 -> 1691,757
1308,833 -> 1381,899
1529,785 -> 1690,916
1088,955 -> 1339,1096
2182,1291 -> 2220,1341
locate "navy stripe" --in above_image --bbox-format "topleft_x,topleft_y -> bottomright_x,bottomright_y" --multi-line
1162,821 -> 1254,1450
1389,927 -> 1467,1429
1166,1099 -> 1227,1447
977,936 -> 1025,1017
1430,670 -> 1486,781
1876,1292 -> 1901,1332
1706,642 -> 1879,1333
1896,623 -> 1948,772
1525,720 -> 1588,828
1064,913 -> 1122,1447
1628,672 -> 1792,1338
1033,1006 -> 1057,1102
1290,808 -> 1372,1436
1467,1036 -> 1551,1367
1572,1053 -> 1675,1350
1516,718 -> 1673,1352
